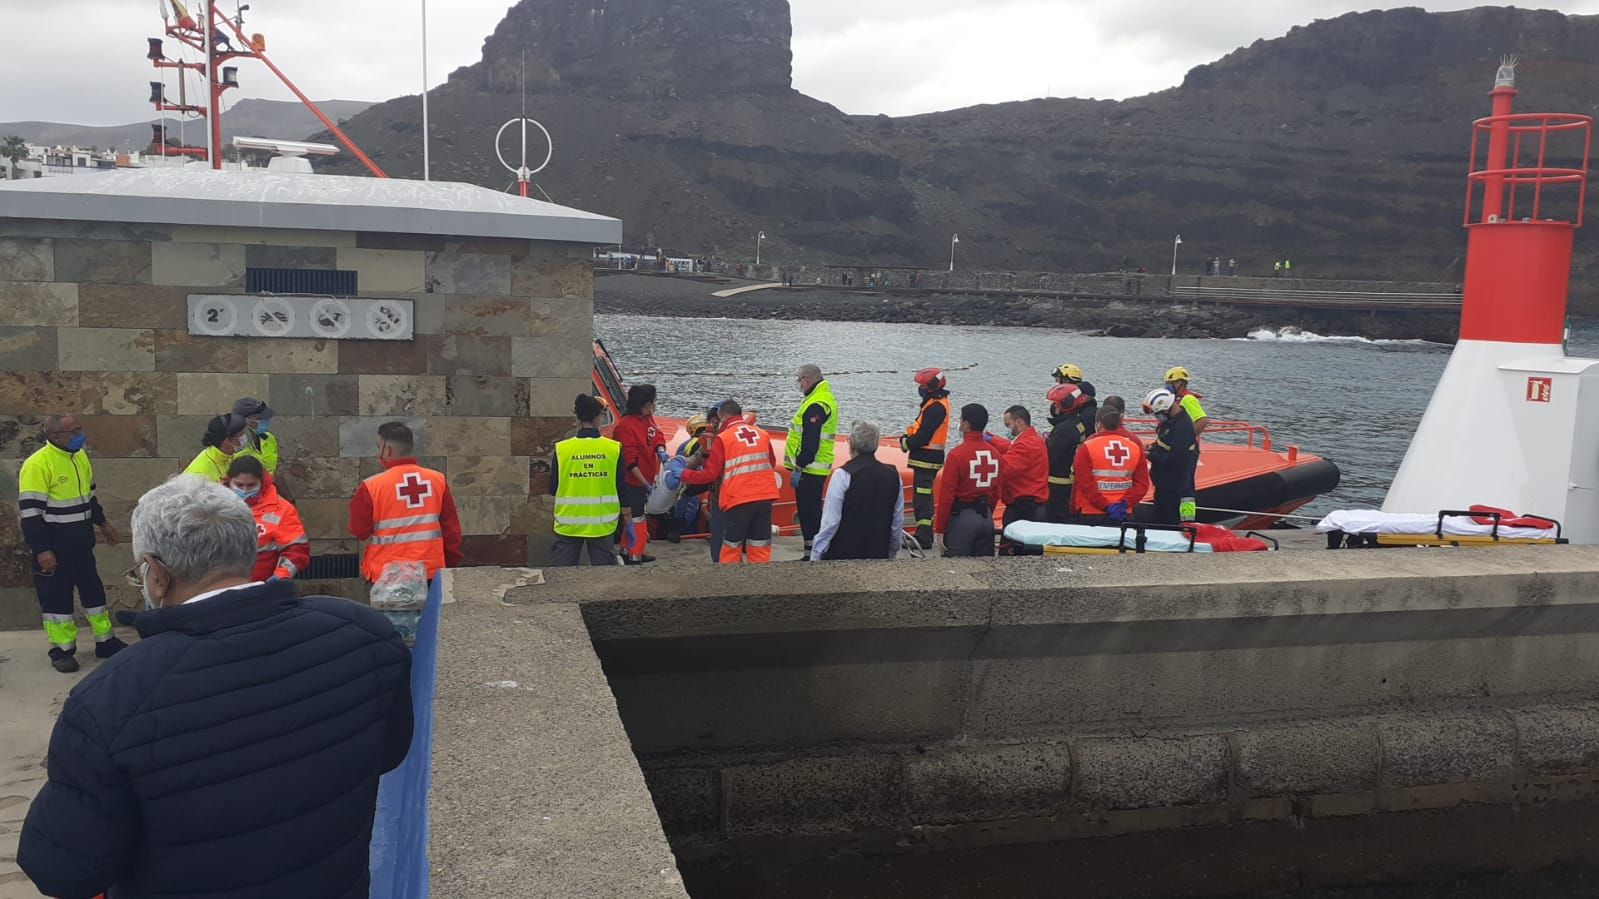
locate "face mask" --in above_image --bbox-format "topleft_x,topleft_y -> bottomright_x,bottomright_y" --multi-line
1009,426 -> 1022,438
65,433 -> 87,452
232,485 -> 260,501
254,418 -> 271,435
140,562 -> 160,610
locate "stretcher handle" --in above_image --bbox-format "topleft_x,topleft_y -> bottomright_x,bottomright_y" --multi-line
1436,509 -> 1565,542
1245,530 -> 1281,551
1117,521 -> 1199,554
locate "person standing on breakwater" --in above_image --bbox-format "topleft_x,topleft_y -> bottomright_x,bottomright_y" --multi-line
1072,407 -> 1150,526
614,384 -> 666,565
811,421 -> 904,561
934,404 -> 1001,557
901,369 -> 951,550
994,405 -> 1050,553
183,413 -> 247,481
1143,388 -> 1199,526
349,421 -> 463,583
1163,367 -> 1207,521
1052,363 -> 1099,435
674,400 -> 781,564
549,393 -> 628,567
785,364 -> 839,560
1044,384 -> 1090,524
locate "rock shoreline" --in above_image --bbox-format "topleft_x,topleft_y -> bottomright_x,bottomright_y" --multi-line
594,272 -> 1461,342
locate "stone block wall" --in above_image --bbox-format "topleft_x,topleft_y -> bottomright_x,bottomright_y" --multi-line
0,218 -> 594,627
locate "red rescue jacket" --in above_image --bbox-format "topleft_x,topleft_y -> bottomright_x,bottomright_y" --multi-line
246,474 -> 310,581
994,427 -> 1050,506
934,432 -> 1003,534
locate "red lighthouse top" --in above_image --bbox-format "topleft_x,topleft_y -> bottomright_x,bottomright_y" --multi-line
1458,59 -> 1592,345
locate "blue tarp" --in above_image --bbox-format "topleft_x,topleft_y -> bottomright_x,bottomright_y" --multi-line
368,576 -> 443,899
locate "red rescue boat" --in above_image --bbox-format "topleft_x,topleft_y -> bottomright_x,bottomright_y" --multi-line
592,341 -> 1338,534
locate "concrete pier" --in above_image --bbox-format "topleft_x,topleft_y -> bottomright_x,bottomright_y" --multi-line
431,547 -> 1599,896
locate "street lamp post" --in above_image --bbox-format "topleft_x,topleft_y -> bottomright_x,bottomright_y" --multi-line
1170,234 -> 1183,276
949,233 -> 960,272
756,231 -> 766,267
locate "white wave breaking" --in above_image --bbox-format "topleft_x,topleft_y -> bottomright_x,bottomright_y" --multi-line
1236,327 -> 1449,347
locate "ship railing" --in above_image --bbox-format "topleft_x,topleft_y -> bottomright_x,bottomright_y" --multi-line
1125,417 -> 1299,458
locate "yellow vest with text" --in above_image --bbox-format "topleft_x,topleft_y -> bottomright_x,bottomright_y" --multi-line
554,436 -> 623,538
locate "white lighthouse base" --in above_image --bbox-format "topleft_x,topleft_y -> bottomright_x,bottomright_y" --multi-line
1384,339 -> 1599,544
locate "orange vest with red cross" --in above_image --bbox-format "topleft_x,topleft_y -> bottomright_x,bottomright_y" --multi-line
360,463 -> 448,582
716,422 -> 781,510
1082,433 -> 1144,505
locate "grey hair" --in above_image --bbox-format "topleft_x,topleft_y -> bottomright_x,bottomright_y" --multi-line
797,363 -> 822,381
849,420 -> 880,456
131,475 -> 258,584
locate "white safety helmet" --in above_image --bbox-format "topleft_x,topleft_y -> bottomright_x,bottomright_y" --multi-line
1143,388 -> 1176,415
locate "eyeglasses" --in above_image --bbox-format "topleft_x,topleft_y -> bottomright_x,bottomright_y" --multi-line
122,554 -> 163,588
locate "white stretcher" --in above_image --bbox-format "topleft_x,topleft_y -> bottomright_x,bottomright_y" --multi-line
1004,521 -> 1214,554
1316,509 -> 1563,547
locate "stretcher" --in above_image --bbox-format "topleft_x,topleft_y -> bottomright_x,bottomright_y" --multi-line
1316,507 -> 1565,548
1006,521 -> 1210,554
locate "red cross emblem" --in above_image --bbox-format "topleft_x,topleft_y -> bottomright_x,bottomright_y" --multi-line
1104,439 -> 1130,467
256,522 -> 267,540
396,472 -> 435,509
735,426 -> 762,448
969,450 -> 999,488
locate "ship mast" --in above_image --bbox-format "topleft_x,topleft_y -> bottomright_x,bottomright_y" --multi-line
147,0 -> 386,176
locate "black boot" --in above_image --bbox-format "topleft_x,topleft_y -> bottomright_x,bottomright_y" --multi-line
49,647 -> 79,674
96,636 -> 129,659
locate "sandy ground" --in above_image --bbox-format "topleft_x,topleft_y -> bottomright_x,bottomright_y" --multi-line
0,625 -> 138,898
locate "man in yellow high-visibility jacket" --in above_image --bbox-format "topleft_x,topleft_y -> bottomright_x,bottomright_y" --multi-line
784,364 -> 838,560
18,414 -> 126,673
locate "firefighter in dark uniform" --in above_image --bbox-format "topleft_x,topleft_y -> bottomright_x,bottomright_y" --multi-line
1144,388 -> 1198,525
1053,363 -> 1099,436
900,368 -> 951,549
1044,383 -> 1090,523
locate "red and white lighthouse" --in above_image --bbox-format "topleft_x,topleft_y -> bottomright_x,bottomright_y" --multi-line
1384,60 -> 1596,540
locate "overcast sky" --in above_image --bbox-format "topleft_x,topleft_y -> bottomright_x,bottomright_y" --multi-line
4,0 -> 1598,125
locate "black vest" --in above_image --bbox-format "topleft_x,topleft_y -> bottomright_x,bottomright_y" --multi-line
823,453 -> 903,560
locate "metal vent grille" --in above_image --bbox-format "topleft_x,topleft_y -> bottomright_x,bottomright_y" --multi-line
305,553 -> 361,580
246,267 -> 358,296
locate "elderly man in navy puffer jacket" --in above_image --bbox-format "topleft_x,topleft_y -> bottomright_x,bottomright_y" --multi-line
19,475 -> 413,899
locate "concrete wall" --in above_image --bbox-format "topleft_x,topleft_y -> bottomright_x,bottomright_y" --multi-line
486,547 -> 1599,886
0,219 -> 594,624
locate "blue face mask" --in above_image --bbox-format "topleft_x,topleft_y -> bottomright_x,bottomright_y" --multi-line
232,485 -> 260,501
65,433 -> 87,453
254,418 -> 271,435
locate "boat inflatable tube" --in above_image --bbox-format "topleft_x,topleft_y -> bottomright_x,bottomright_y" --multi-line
1003,521 -> 1215,553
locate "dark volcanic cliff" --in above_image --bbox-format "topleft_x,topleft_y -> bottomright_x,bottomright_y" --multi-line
321,3 -> 1599,295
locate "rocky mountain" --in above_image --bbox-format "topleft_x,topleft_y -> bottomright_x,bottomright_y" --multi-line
320,2 -> 1599,292
2,98 -> 371,153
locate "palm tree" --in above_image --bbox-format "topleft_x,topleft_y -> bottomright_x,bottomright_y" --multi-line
2,135 -> 28,177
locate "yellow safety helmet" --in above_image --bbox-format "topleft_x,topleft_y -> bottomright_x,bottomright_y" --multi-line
1164,366 -> 1192,383
685,413 -> 710,435
1053,363 -> 1084,383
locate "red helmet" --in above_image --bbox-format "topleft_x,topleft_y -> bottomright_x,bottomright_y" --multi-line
1048,383 -> 1086,412
914,368 -> 946,391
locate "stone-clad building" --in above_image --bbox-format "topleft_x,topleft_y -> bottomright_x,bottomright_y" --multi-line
0,168 -> 620,623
